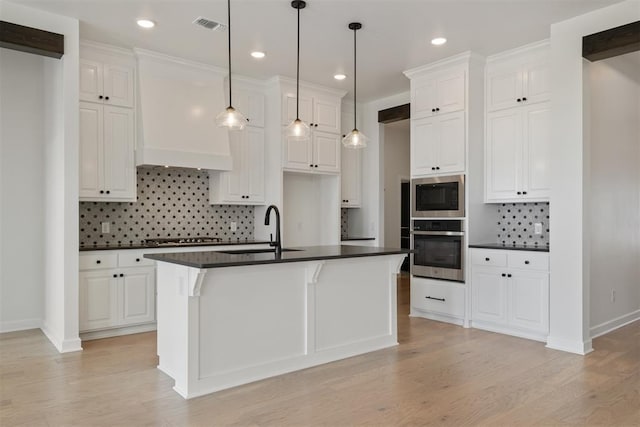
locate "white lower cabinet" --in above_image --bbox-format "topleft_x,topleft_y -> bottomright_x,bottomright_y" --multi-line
79,249 -> 155,334
410,276 -> 466,325
471,249 -> 549,341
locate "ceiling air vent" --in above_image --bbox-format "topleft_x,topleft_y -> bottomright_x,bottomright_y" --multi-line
192,16 -> 227,31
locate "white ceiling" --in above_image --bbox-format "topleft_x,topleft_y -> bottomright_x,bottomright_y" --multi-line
15,0 -> 622,101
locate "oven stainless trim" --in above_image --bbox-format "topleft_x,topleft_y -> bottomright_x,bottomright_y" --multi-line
411,174 -> 465,218
411,231 -> 465,282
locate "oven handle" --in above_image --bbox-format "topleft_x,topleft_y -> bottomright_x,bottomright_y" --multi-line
411,231 -> 465,236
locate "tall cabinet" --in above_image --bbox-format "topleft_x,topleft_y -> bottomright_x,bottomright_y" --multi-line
79,41 -> 137,202
404,53 -> 486,327
484,41 -> 551,203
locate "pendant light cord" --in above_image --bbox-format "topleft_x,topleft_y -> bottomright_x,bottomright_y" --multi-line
353,26 -> 357,129
296,4 -> 300,120
227,0 -> 232,108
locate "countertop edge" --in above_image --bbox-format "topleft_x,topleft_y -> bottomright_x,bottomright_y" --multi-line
79,240 -> 271,252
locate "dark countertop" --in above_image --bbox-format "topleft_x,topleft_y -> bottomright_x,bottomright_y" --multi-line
145,245 -> 411,269
341,237 -> 376,241
469,243 -> 550,252
79,240 -> 270,252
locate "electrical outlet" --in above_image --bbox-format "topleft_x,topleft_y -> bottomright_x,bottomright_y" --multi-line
534,223 -> 543,235
230,222 -> 237,232
101,221 -> 110,234
610,289 -> 616,303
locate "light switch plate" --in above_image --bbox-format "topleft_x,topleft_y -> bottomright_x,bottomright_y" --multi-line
101,221 -> 110,234
534,223 -> 542,235
230,222 -> 237,232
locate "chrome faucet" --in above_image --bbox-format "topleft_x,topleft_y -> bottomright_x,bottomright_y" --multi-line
264,205 -> 282,256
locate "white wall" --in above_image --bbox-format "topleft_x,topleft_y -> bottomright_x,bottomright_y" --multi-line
588,52 -> 640,336
0,49 -> 46,332
1,1 -> 81,352
548,0 -> 640,354
383,121 -> 410,249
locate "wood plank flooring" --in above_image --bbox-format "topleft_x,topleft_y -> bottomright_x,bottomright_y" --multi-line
1,274 -> 638,426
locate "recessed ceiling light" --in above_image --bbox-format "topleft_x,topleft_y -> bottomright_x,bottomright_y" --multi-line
334,74 -> 347,80
251,51 -> 266,59
431,37 -> 447,46
137,19 -> 156,29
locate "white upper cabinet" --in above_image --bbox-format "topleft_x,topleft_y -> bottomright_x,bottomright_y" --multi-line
210,127 -> 265,205
283,92 -> 340,134
486,42 -> 550,112
411,111 -> 465,177
80,59 -> 134,108
411,69 -> 465,119
341,146 -> 361,208
485,41 -> 551,202
79,102 -> 136,201
231,86 -> 265,128
283,131 -> 340,173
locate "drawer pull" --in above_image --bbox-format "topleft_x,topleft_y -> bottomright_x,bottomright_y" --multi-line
524,260 -> 530,265
425,296 -> 445,302
485,257 -> 490,261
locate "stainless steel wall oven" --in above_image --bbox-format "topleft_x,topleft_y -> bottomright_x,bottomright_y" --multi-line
411,219 -> 465,282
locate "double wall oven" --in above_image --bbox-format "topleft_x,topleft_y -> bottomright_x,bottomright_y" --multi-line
411,175 -> 465,282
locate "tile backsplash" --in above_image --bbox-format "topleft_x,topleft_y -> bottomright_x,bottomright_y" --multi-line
79,167 -> 254,246
494,202 -> 550,247
341,208 -> 349,238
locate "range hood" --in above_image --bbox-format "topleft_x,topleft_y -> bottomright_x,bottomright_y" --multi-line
135,49 -> 232,171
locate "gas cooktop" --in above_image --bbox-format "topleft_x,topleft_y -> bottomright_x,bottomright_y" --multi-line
143,237 -> 222,247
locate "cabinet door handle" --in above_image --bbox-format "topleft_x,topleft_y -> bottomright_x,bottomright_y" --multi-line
310,123 -> 314,126
522,97 -> 527,101
431,167 -> 436,171
315,124 -> 318,128
314,165 -> 318,168
425,296 -> 445,302
136,258 -> 140,262
96,260 -> 101,264
106,190 -> 110,195
435,107 -> 440,112
501,273 -> 506,277
517,191 -> 522,195
431,108 -> 436,112
436,166 -> 440,170
99,95 -> 103,100
246,118 -> 250,122
119,273 -> 124,277
485,257 -> 490,261
522,191 -> 527,195
517,98 -> 522,102
99,190 -> 104,194
113,274 -> 117,278
524,260 -> 530,265
105,96 -> 110,101
507,274 -> 512,278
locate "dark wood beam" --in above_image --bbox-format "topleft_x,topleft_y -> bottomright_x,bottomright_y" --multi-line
378,103 -> 410,124
0,21 -> 64,59
583,21 -> 640,62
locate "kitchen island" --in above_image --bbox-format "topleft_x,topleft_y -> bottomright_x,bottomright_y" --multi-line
145,245 -> 409,399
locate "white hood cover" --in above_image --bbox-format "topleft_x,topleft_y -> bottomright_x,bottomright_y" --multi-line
135,49 -> 232,171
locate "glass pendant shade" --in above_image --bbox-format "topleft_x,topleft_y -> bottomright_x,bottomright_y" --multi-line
342,128 -> 368,148
216,106 -> 247,131
286,118 -> 311,140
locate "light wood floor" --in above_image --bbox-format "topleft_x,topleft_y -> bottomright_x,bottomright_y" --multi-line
1,274 -> 639,426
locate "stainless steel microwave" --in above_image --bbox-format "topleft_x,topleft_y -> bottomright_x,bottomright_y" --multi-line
411,175 -> 465,218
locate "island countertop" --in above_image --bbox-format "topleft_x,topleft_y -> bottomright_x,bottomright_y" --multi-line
145,245 -> 411,269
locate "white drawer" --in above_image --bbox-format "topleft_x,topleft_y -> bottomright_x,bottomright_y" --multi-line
118,251 -> 155,268
79,253 -> 118,270
508,251 -> 549,271
471,249 -> 507,267
411,279 -> 465,318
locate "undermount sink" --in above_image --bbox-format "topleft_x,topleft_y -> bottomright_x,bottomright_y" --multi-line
219,248 -> 303,255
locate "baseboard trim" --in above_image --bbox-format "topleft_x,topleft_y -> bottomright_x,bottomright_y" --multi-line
80,323 -> 157,341
409,309 -> 464,326
590,309 -> 640,339
471,321 -> 548,343
546,335 -> 593,355
0,318 -> 42,333
41,323 -> 83,353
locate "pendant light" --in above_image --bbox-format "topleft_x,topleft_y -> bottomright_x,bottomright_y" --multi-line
343,22 -> 368,149
215,0 -> 247,131
286,0 -> 311,141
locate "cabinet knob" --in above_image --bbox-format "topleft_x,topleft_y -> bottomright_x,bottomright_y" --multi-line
501,273 -> 506,277
522,191 -> 527,195
310,164 -> 313,168
485,257 -> 490,261
517,191 -> 522,195
315,124 -> 318,128
99,190 -> 104,194
524,260 -> 530,265
98,95 -> 103,100
119,273 -> 124,277
342,135 -> 346,138
517,98 -> 522,102
435,107 -> 440,112
310,123 -> 314,126
113,274 -> 117,278
431,108 -> 435,112
136,258 -> 140,262
246,118 -> 250,122
507,274 -> 512,278
436,166 -> 440,170
105,96 -> 110,101
431,167 -> 436,171
522,97 -> 527,101
96,260 -> 101,264
106,190 -> 111,195
314,165 -> 318,168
